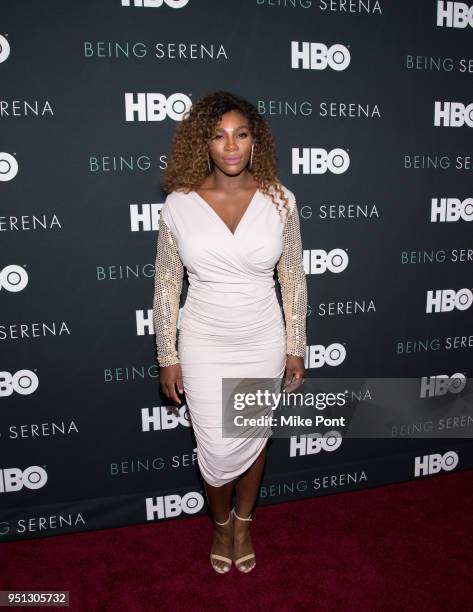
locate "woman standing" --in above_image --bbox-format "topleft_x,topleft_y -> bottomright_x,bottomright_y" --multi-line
153,90 -> 307,574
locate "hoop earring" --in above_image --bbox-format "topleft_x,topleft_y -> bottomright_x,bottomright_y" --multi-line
207,153 -> 212,172
249,144 -> 254,169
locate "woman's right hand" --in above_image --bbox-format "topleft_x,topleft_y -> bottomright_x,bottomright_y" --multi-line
159,363 -> 184,405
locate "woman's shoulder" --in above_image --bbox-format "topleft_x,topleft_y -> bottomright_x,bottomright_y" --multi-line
160,190 -> 193,228
164,189 -> 194,203
162,189 -> 194,213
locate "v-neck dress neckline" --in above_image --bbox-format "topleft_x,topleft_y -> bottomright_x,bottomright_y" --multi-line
191,188 -> 259,237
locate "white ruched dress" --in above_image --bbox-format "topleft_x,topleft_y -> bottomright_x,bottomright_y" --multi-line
153,184 -> 307,487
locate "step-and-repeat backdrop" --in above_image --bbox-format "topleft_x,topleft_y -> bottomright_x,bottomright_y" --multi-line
2,0 -> 472,542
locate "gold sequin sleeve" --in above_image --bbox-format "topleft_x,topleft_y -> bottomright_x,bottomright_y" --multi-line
276,198 -> 307,358
152,216 -> 184,367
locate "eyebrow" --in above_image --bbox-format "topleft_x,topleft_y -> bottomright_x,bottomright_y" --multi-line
215,125 -> 250,131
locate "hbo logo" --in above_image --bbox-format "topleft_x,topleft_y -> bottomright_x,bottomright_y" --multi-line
0,35 -> 11,63
426,288 -> 473,313
0,466 -> 48,493
420,373 -> 466,398
306,343 -> 346,368
141,405 -> 191,431
0,370 -> 39,397
304,249 -> 349,274
125,93 -> 192,121
146,491 -> 204,520
121,0 -> 190,7
0,265 -> 28,291
431,197 -> 473,222
437,1 -> 473,28
292,147 -> 350,175
414,451 -> 458,476
291,42 -> 350,71
0,153 -> 19,181
290,431 -> 342,457
434,101 -> 473,127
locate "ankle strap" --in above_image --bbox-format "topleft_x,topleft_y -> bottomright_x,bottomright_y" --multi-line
232,507 -> 253,522
214,510 -> 232,526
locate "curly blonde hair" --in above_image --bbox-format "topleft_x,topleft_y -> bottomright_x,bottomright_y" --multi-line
162,90 -> 290,217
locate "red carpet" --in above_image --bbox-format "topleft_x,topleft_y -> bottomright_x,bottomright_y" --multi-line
2,471 -> 472,612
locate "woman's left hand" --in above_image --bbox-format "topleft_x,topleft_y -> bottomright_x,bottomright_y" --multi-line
283,355 -> 305,391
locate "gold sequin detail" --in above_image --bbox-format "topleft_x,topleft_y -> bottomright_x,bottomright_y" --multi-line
276,200 -> 308,357
152,217 -> 184,367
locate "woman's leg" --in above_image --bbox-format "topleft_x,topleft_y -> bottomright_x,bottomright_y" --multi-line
204,479 -> 235,572
233,443 -> 267,571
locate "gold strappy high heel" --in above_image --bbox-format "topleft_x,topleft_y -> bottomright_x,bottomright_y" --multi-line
232,507 -> 256,573
210,510 -> 233,574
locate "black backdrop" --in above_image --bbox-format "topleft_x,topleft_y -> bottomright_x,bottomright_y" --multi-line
1,0 -> 472,542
